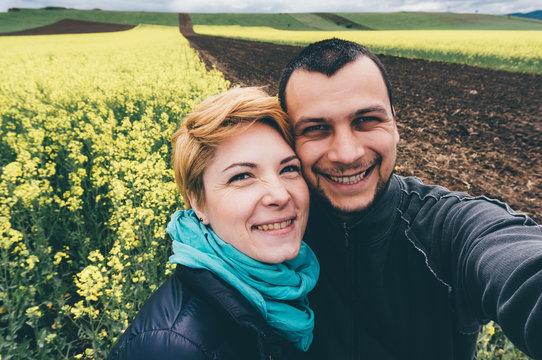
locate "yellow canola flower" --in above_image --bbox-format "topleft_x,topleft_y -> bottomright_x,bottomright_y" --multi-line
0,217 -> 23,250
74,265 -> 107,302
88,250 -> 104,263
70,300 -> 100,320
25,255 -> 40,270
25,305 -> 42,318
2,162 -> 23,181
53,251 -> 69,266
45,333 -> 57,344
487,323 -> 496,336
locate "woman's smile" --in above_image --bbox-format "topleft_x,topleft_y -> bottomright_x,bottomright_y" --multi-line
253,217 -> 295,231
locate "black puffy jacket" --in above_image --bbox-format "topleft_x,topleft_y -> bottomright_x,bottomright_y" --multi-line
107,265 -> 305,360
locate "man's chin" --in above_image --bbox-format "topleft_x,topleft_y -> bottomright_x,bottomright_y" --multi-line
331,201 -> 373,220
312,175 -> 391,221
316,190 -> 374,220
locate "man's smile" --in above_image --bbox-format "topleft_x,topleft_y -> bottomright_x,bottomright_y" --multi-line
324,165 -> 376,185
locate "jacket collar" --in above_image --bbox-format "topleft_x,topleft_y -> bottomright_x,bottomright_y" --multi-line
176,266 -> 300,358
309,174 -> 402,245
176,265 -> 273,333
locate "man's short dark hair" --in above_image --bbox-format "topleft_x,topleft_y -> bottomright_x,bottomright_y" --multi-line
278,38 -> 394,114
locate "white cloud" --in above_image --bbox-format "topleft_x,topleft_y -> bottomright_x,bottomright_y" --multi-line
1,0 -> 540,14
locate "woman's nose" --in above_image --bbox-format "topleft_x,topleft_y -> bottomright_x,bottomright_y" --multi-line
261,178 -> 291,207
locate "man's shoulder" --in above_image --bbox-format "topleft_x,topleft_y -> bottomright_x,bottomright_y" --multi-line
394,174 -> 535,226
394,174 -> 464,200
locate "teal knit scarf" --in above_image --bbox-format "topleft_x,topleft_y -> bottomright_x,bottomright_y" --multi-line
167,209 -> 320,352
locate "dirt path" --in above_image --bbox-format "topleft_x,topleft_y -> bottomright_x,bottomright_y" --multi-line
179,14 -> 541,222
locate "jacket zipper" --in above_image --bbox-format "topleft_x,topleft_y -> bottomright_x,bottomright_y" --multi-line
343,221 -> 356,359
344,222 -> 350,248
256,332 -> 267,360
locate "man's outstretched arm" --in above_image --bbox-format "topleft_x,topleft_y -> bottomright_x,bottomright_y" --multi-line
436,196 -> 542,359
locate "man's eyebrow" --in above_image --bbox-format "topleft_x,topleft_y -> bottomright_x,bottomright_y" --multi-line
222,162 -> 256,173
351,105 -> 389,117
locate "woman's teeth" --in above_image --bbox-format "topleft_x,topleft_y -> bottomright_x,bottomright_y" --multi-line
256,219 -> 292,231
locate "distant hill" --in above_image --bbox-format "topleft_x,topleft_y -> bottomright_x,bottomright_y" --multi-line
0,7 -> 178,33
2,8 -> 542,34
509,10 -> 542,20
192,11 -> 542,30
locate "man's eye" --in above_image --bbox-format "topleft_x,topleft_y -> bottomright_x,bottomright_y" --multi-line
228,173 -> 252,183
302,124 -> 328,136
354,117 -> 380,129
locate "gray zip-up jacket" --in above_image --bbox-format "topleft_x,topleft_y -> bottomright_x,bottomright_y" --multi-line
305,174 -> 542,359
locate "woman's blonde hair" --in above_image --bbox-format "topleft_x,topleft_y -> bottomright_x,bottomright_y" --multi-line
171,87 -> 292,210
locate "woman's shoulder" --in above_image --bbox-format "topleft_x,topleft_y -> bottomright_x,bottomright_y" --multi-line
107,266 -> 261,360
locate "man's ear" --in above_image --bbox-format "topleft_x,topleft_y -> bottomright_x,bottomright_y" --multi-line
188,196 -> 209,225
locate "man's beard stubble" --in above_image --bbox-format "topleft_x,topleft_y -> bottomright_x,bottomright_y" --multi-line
309,155 -> 394,221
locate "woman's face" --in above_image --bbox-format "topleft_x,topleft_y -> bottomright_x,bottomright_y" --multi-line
196,122 -> 309,264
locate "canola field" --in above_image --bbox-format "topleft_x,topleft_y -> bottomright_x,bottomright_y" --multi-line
0,25 -> 229,359
194,25 -> 542,74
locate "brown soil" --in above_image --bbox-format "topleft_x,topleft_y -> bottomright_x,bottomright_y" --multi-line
0,18 -> 135,36
179,14 -> 542,222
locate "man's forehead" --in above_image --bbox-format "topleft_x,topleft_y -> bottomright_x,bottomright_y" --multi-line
286,68 -> 327,89
284,57 -> 392,119
287,57 -> 383,93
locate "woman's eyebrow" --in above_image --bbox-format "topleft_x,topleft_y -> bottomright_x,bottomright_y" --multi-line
222,162 -> 256,173
280,155 -> 299,165
221,155 -> 298,173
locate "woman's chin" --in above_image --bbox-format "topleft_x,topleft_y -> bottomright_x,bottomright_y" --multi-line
261,242 -> 302,264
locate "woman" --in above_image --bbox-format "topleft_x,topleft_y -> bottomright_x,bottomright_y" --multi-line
108,87 -> 319,360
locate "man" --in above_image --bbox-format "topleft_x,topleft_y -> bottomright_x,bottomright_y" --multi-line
278,38 -> 542,359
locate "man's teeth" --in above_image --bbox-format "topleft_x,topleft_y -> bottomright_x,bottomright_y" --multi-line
256,219 -> 292,231
329,170 -> 367,185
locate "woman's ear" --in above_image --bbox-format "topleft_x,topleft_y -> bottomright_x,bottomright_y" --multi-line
188,196 -> 209,225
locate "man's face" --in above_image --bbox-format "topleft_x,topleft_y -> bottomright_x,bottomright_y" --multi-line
285,57 -> 399,217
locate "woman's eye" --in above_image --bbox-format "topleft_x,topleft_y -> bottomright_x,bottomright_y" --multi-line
281,165 -> 300,175
228,173 -> 252,183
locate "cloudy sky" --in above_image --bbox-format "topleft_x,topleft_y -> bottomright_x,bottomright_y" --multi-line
1,0 -> 539,15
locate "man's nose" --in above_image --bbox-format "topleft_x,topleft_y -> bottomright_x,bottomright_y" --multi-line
327,128 -> 365,164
